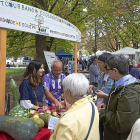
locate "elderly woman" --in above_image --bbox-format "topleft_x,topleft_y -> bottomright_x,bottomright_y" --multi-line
50,73 -> 99,140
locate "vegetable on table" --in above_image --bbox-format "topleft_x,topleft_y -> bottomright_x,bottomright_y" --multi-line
0,115 -> 38,140
8,78 -> 30,118
39,113 -> 51,127
30,117 -> 45,131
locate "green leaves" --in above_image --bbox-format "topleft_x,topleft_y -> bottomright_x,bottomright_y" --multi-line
6,0 -> 140,60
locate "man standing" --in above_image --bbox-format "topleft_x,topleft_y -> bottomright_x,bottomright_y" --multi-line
79,59 -> 86,70
129,64 -> 139,79
89,56 -> 100,87
44,60 -> 68,110
99,55 -> 140,140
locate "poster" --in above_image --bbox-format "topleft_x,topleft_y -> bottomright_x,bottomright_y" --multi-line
44,51 -> 57,72
68,61 -> 74,74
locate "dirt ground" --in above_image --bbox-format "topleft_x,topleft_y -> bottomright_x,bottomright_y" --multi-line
5,72 -> 24,111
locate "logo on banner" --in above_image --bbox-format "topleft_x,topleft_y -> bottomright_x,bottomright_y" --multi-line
34,14 -> 49,35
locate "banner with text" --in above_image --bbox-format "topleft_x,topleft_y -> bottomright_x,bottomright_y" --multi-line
0,0 -> 81,42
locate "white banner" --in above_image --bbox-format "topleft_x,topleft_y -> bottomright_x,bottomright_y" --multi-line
0,0 -> 81,42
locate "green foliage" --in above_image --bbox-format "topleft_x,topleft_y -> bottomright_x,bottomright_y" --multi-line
6,68 -> 25,75
83,50 -> 89,55
6,0 -> 140,59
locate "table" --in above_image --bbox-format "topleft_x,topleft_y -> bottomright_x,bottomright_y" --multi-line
77,70 -> 89,73
0,127 -> 51,140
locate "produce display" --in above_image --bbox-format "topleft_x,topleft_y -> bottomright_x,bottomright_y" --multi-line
0,115 -> 38,140
85,94 -> 97,102
0,78 -> 65,140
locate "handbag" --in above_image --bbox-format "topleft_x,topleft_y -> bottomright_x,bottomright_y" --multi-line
84,102 -> 95,140
33,90 -> 43,108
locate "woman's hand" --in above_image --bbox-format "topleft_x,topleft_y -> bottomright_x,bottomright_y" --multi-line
32,105 -> 40,111
95,90 -> 108,99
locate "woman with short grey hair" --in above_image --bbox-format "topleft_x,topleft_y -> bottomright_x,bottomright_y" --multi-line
63,73 -> 89,99
50,73 -> 99,140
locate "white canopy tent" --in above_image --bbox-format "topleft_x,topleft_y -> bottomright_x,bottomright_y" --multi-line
112,47 -> 140,64
112,47 -> 140,55
90,50 -> 111,59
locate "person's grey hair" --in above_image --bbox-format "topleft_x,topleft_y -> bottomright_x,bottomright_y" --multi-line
51,60 -> 62,68
62,73 -> 89,99
107,54 -> 129,75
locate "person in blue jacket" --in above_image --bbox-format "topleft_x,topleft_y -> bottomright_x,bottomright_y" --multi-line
129,64 -> 139,79
79,59 -> 86,70
88,53 -> 114,140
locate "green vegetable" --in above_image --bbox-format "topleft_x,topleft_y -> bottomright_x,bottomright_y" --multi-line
39,114 -> 51,127
8,78 -> 30,118
10,78 -> 19,106
30,117 -> 45,131
0,115 -> 38,140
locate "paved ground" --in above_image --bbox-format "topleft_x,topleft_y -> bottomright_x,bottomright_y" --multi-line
5,72 -> 23,112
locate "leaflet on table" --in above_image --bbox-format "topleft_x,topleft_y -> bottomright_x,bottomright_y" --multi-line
48,116 -> 59,130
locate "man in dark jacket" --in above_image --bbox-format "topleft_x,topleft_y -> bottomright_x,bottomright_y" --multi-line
99,55 -> 140,140
129,64 -> 139,79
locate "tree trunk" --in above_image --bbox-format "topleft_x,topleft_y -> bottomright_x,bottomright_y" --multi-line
35,34 -> 50,74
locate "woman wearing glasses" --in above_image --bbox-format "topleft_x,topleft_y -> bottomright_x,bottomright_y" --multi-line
88,53 -> 114,140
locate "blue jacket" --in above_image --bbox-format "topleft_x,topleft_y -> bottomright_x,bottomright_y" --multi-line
129,67 -> 139,79
97,72 -> 114,104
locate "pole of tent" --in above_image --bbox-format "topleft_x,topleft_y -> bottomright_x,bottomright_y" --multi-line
0,28 -> 7,115
74,42 -> 77,73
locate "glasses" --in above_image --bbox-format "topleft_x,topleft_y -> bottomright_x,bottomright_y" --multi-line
106,68 -> 113,72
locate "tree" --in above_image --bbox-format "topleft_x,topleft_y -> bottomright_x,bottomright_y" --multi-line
78,0 -> 140,53
7,0 -> 140,66
7,0 -> 94,73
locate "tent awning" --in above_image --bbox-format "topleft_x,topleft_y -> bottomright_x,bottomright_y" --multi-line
112,47 -> 140,55
56,49 -> 72,57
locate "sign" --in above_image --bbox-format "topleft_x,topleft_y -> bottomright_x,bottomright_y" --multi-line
0,0 -> 81,42
68,61 -> 74,74
43,51 -> 57,72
